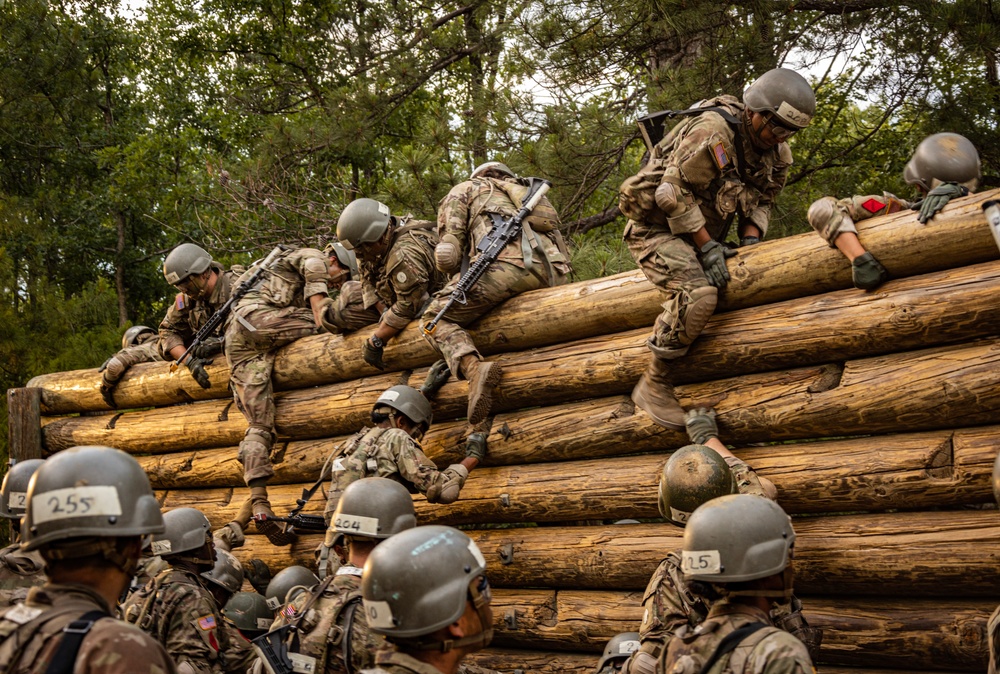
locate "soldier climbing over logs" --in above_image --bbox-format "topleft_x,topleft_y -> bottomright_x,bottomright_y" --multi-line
620,68 -> 815,429
98,325 -> 163,407
808,132 -> 982,290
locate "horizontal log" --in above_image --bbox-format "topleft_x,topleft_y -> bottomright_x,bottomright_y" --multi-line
141,425 -> 996,524
41,259 -> 1000,454
477,590 -> 993,671
27,190 -> 1000,414
228,510 -> 1000,598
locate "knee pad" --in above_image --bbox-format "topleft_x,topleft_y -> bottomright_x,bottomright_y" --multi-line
679,285 -> 718,345
103,356 -> 127,381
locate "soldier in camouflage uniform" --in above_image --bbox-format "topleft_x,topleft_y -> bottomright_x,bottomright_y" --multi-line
122,508 -> 229,674
658,495 -> 813,674
422,162 -> 572,424
200,549 -> 257,674
223,591 -> 272,640
620,69 -> 815,429
257,478 -> 417,674
0,445 -> 175,674
337,198 -> 448,370
156,243 -> 246,399
0,459 -> 45,607
324,383 -> 484,523
98,326 -> 164,407
322,241 -> 382,333
808,132 -> 981,290
596,633 -> 641,674
360,525 -> 494,674
623,408 -> 819,674
222,245 -> 347,543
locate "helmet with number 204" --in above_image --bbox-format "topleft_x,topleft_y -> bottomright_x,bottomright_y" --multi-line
21,446 -> 164,551
332,477 -> 417,540
680,494 -> 794,583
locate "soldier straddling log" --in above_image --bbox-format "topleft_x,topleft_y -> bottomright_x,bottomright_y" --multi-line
620,68 -> 815,429
98,326 -> 163,407
808,132 -> 982,290
422,161 -> 572,425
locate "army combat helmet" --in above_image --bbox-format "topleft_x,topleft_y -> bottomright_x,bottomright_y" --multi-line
596,632 -> 641,672
903,132 -> 981,192
152,507 -> 212,562
373,385 -> 433,429
743,68 -> 815,131
682,494 -> 794,591
326,477 -> 417,548
224,591 -> 272,636
337,198 -> 392,250
163,243 -> 213,286
202,548 -> 245,595
323,241 -> 359,279
122,325 -> 155,350
21,446 -> 165,572
265,565 -> 319,610
658,445 -> 736,527
470,161 -> 515,180
362,525 -> 492,648
0,458 -> 45,520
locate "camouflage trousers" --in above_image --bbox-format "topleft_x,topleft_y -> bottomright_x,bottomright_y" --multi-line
327,280 -> 381,333
625,221 -> 714,351
422,260 -> 562,377
225,305 -> 320,484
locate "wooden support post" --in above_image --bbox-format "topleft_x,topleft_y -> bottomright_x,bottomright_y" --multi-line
7,388 -> 43,463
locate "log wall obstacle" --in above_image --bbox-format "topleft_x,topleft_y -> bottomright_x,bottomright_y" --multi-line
9,191 -> 1000,673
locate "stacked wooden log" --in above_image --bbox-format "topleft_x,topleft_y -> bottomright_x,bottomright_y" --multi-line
13,190 -> 1000,673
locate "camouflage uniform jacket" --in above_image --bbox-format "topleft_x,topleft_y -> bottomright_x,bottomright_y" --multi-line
438,176 -> 570,276
218,617 -> 256,674
638,551 -> 711,658
269,565 -> 383,673
113,333 -> 164,369
660,601 -> 813,674
360,649 -> 450,674
159,262 -> 246,357
326,427 -> 468,517
0,582 -> 177,674
231,247 -> 329,315
121,565 -> 227,673
629,96 -> 791,242
0,545 -> 46,608
809,192 -> 910,247
357,219 -> 446,330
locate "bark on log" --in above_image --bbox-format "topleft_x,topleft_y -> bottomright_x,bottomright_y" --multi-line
6,388 -> 43,462
27,190 -> 1000,414
140,426 -> 996,525
229,510 -> 1000,598
476,590 -> 992,672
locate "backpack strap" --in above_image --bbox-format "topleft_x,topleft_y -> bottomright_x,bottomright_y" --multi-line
340,596 -> 363,674
639,106 -> 748,184
698,621 -> 768,674
43,609 -> 110,674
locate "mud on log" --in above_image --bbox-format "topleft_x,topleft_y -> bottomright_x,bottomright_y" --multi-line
27,191 -> 1000,414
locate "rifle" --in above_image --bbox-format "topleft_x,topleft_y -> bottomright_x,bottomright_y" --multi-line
423,179 -> 551,335
169,245 -> 289,373
252,513 -> 327,533
251,625 -> 295,674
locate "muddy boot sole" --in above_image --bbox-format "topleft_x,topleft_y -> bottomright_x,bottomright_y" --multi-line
631,375 -> 685,430
467,361 -> 503,425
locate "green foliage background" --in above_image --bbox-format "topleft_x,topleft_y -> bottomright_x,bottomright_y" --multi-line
1,0 -> 998,470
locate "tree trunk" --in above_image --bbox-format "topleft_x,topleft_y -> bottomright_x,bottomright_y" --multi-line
43,332 -> 1000,461
27,190 -> 1000,414
230,510 -> 1000,598
139,426 -> 995,526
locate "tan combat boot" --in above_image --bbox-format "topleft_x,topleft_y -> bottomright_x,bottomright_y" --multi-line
251,485 -> 296,546
461,354 -> 503,425
631,340 -> 686,430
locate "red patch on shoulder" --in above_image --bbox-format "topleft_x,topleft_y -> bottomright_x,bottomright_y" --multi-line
861,198 -> 886,214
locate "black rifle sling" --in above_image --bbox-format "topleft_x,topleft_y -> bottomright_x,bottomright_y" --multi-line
340,596 -> 363,674
697,621 -> 768,674
43,609 -> 110,674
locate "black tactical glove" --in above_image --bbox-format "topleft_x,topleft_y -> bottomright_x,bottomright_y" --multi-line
771,596 -> 823,662
697,240 -> 737,289
917,182 -> 968,224
740,235 -> 760,247
684,407 -> 719,445
186,356 -> 212,389
851,252 -> 889,290
465,432 -> 488,462
362,335 -> 386,371
99,380 -> 118,408
191,336 -> 224,360
245,558 -> 272,595
419,360 -> 451,397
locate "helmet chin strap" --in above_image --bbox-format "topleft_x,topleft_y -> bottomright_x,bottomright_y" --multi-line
398,583 -> 494,653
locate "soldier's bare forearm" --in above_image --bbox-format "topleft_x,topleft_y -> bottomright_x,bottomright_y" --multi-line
168,345 -> 188,362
